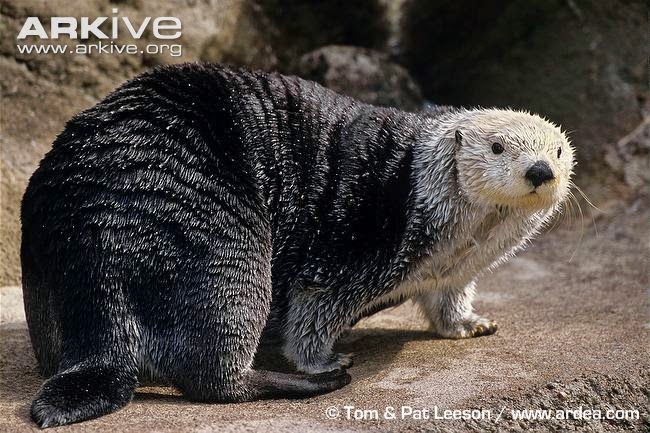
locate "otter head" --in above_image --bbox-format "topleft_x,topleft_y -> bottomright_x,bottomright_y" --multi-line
454,109 -> 574,212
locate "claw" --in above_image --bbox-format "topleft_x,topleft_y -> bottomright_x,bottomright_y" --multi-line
469,321 -> 498,337
436,315 -> 498,339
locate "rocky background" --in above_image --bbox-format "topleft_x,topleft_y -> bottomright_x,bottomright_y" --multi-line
0,0 -> 647,285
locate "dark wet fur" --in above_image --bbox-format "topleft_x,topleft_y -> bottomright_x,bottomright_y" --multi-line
21,63 -> 452,427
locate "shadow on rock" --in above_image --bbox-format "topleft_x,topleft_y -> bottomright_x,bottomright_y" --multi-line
255,327 -> 433,380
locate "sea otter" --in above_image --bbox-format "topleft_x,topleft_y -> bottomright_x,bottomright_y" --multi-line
21,63 -> 574,428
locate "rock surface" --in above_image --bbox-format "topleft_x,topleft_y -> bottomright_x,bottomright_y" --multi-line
258,0 -> 390,70
605,114 -> 650,191
296,45 -> 423,111
1,206 -> 648,432
200,0 -> 391,72
200,1 -> 278,71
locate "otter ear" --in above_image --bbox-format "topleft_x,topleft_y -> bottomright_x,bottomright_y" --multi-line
455,130 -> 463,145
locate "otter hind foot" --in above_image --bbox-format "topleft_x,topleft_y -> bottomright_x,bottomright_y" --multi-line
436,315 -> 498,339
332,352 -> 354,369
297,352 -> 354,375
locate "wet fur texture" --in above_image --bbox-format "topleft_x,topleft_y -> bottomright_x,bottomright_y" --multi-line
21,63 -> 573,427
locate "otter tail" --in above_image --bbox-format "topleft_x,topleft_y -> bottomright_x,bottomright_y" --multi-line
31,364 -> 138,428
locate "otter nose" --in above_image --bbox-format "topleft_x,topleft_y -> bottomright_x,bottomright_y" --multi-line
525,160 -> 554,187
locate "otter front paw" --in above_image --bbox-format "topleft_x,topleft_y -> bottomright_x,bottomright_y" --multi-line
297,352 -> 354,374
435,315 -> 498,339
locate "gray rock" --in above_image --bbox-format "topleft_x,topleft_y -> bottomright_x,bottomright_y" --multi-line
200,1 -> 278,71
605,115 -> 650,191
296,45 -> 423,111
259,0 -> 390,69
200,0 -> 391,72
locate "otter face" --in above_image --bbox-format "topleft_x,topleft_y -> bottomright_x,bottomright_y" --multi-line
454,109 -> 575,211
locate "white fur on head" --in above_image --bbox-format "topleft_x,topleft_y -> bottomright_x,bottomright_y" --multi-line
452,108 -> 574,211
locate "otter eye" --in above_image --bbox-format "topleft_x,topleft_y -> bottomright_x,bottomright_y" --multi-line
557,147 -> 562,158
492,142 -> 504,154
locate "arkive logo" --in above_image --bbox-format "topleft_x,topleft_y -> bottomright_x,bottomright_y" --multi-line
17,8 -> 181,40
15,8 -> 183,57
